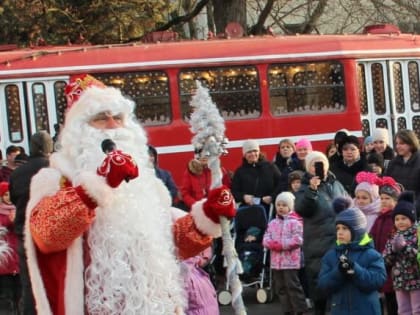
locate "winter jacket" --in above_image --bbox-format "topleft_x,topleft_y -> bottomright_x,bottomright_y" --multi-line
273,152 -> 304,193
231,157 -> 282,205
369,208 -> 395,293
295,171 -> 348,300
182,257 -> 219,315
263,213 -> 303,269
385,151 -> 420,217
0,204 -> 19,275
180,160 -> 231,210
330,155 -> 369,196
155,167 -> 178,201
9,155 -> 50,238
318,235 -> 386,315
383,224 -> 420,291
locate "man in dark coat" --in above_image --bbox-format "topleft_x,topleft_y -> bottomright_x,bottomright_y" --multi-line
9,131 -> 53,315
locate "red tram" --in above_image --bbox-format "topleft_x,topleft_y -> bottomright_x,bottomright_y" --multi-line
0,25 -> 419,185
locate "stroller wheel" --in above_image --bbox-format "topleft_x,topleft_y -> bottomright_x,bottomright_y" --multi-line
256,288 -> 272,304
217,290 -> 232,306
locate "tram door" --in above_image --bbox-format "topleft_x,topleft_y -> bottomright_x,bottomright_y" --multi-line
358,59 -> 420,142
0,78 -> 68,158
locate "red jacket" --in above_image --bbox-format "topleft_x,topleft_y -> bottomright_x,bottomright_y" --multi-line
370,208 -> 395,293
181,163 -> 231,210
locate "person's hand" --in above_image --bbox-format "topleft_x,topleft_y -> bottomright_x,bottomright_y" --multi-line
338,254 -> 354,275
309,176 -> 321,190
97,150 -> 139,188
203,186 -> 236,223
266,239 -> 282,251
391,234 -> 406,253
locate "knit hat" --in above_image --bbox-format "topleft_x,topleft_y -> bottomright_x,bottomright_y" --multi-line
367,152 -> 384,169
242,139 -> 260,155
305,151 -> 329,173
338,135 -> 360,153
364,136 -> 373,145
378,176 -> 401,200
275,191 -> 295,211
333,197 -> 367,242
354,171 -> 379,200
288,170 -> 304,184
334,129 -> 349,145
0,182 -> 9,197
30,131 -> 53,157
372,128 -> 389,145
295,138 -> 312,150
393,191 -> 416,222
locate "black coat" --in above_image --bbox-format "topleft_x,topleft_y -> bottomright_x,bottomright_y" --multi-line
330,155 -> 369,196
9,156 -> 50,237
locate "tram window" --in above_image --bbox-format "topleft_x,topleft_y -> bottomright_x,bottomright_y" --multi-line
392,63 -> 405,113
5,85 -> 23,142
31,83 -> 50,133
268,62 -> 345,116
371,63 -> 386,115
408,61 -> 420,112
179,66 -> 261,121
96,71 -> 171,126
54,81 -> 67,124
357,64 -> 368,115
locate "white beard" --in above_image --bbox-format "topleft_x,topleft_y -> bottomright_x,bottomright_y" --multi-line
57,122 -> 185,314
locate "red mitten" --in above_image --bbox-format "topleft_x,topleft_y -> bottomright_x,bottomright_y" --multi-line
266,239 -> 282,251
97,150 -> 139,188
202,186 -> 236,223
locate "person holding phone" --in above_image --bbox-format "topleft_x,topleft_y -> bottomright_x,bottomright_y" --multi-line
295,151 -> 349,315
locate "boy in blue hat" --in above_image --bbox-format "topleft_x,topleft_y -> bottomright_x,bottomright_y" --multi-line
318,197 -> 386,315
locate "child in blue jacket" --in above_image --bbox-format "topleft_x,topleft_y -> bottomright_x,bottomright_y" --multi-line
318,197 -> 386,315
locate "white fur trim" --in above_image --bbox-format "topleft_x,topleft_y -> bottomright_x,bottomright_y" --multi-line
64,238 -> 84,315
170,207 -> 188,222
190,200 -> 222,238
73,172 -> 113,208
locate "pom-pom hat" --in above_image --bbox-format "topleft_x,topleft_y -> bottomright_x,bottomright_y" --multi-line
393,191 -> 416,222
355,171 -> 379,200
0,182 -> 9,197
242,139 -> 260,155
333,197 -> 367,241
275,191 -> 295,211
377,176 -> 401,200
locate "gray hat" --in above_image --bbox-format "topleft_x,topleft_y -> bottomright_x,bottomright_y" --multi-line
30,131 -> 53,157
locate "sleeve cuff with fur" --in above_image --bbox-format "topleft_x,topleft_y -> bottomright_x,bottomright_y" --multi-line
73,172 -> 113,208
190,199 -> 222,238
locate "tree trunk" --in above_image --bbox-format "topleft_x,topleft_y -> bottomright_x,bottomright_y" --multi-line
212,0 -> 247,35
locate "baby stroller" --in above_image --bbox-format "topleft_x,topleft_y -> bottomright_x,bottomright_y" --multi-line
217,204 -> 273,305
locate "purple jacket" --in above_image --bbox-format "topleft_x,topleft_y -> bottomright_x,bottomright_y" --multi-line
263,213 -> 303,269
182,257 -> 219,315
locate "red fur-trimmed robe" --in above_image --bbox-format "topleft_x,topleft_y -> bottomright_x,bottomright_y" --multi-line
24,158 -> 221,315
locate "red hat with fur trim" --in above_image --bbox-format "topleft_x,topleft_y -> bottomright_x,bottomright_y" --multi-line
65,74 -> 106,108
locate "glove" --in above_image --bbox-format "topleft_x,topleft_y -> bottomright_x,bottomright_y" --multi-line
266,240 -> 282,251
338,254 -> 354,275
97,150 -> 139,188
391,234 -> 406,253
202,186 -> 236,223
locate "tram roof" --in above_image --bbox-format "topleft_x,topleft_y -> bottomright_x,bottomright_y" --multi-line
0,32 -> 419,79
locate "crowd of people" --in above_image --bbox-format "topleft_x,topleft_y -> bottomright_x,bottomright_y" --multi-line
0,75 -> 419,315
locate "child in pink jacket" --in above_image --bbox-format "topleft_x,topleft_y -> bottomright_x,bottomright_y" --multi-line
181,246 -> 219,315
263,191 -> 309,315
0,182 -> 20,314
